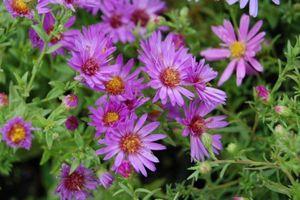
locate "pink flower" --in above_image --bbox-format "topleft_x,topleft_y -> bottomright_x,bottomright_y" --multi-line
96,114 -> 166,177
1,117 -> 33,150
226,0 -> 280,17
129,0 -> 166,35
201,14 -> 265,86
139,31 -> 194,106
56,164 -> 98,200
99,172 -> 114,189
0,93 -> 9,107
185,58 -> 227,106
98,0 -> 135,43
177,100 -> 228,161
113,160 -> 132,178
255,85 -> 269,102
63,94 -> 78,109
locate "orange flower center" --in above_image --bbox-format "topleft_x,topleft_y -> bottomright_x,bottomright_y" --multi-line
11,0 -> 30,15
230,41 -> 246,58
120,134 -> 141,154
160,68 -> 180,87
8,124 -> 26,144
103,112 -> 119,125
105,76 -> 125,95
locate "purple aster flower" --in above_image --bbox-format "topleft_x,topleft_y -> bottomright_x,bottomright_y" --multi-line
177,100 -> 228,161
227,0 -> 280,17
185,58 -> 227,106
45,0 -> 100,12
89,96 -> 129,137
255,85 -> 269,102
4,0 -> 50,18
124,96 -> 149,119
139,31 -> 194,106
129,0 -> 166,34
1,117 -> 33,150
113,160 -> 132,178
29,13 -> 79,56
63,94 -> 78,109
170,33 -> 186,50
96,114 -> 166,177
56,164 -> 98,200
0,93 -> 9,107
68,25 -> 116,91
98,0 -> 135,43
65,116 -> 79,131
98,54 -> 145,101
163,103 -> 181,120
99,172 -> 114,189
201,14 -> 265,86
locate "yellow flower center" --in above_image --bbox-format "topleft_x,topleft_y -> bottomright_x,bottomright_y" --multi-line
160,68 -> 180,87
105,76 -> 125,95
103,112 -> 119,125
8,124 -> 26,144
11,0 -> 30,15
120,134 -> 141,154
230,41 -> 246,58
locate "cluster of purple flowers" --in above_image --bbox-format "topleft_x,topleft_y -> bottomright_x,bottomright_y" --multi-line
1,0 -> 281,199
96,0 -> 165,43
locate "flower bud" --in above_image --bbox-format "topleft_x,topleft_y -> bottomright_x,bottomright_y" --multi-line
99,172 -> 114,189
274,105 -> 290,116
114,160 -> 132,178
65,116 -> 79,131
233,197 -> 248,200
255,85 -> 269,102
0,93 -> 8,107
202,133 -> 216,160
199,162 -> 211,174
171,33 -> 185,50
63,94 -> 78,109
227,143 -> 238,154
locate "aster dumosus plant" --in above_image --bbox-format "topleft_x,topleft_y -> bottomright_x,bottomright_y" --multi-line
1,0 -> 299,199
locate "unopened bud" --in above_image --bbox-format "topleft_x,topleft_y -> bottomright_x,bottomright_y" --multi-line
0,93 -> 8,107
199,162 -> 211,174
227,143 -> 238,154
63,94 -> 78,109
255,85 -> 270,102
274,105 -> 290,116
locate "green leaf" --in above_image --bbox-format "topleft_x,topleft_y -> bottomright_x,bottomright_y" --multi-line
32,24 -> 48,42
40,150 -> 51,165
45,131 -> 53,149
220,163 -> 231,179
262,178 -> 291,197
46,43 -> 62,54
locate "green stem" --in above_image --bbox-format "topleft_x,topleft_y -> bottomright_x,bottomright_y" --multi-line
25,44 -> 47,97
207,180 -> 239,190
211,159 -> 278,168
